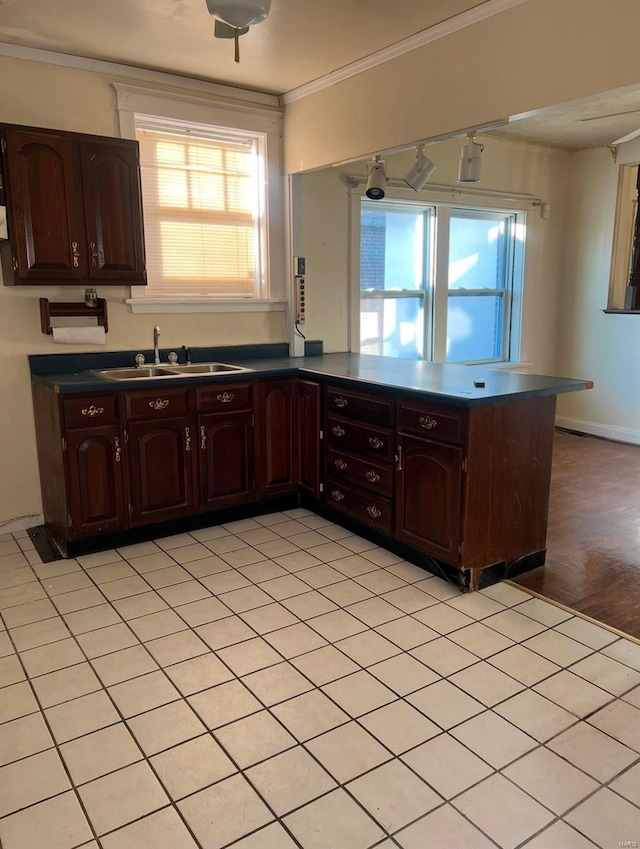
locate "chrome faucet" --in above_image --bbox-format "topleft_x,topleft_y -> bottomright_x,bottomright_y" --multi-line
153,325 -> 160,365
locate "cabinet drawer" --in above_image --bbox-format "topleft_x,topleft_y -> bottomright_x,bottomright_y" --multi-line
124,387 -> 190,420
328,449 -> 393,498
327,416 -> 394,462
63,395 -> 119,428
325,478 -> 392,533
196,382 -> 252,413
399,398 -> 466,444
327,385 -> 394,428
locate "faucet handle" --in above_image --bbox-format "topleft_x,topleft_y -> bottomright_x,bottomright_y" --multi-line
168,351 -> 178,365
135,353 -> 146,368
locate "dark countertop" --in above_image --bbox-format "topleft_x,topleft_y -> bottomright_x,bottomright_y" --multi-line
30,349 -> 593,407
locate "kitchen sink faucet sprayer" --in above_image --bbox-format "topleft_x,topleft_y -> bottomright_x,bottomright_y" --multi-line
153,326 -> 160,365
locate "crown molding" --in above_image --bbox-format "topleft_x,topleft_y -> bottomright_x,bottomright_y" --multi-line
0,41 -> 280,109
280,0 -> 530,105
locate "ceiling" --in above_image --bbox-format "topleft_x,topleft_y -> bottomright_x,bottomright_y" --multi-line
0,0 -> 487,95
491,88 -> 640,151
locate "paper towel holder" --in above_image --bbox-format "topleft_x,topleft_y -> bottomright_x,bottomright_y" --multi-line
40,297 -> 109,335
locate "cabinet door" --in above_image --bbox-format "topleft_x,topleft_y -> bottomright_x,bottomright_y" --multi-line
254,380 -> 297,496
66,426 -> 125,535
199,413 -> 254,510
128,418 -> 196,525
296,379 -> 321,498
395,434 -> 463,564
80,139 -> 146,282
2,129 -> 84,281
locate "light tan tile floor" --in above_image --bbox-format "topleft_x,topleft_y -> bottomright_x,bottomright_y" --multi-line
1,511 -> 639,848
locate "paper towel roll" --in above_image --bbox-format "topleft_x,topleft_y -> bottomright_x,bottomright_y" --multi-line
51,326 -> 106,345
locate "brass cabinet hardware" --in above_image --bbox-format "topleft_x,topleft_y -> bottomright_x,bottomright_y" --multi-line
331,489 -> 345,502
333,458 -> 347,470
185,426 -> 191,452
114,436 -> 121,462
216,392 -> 235,403
419,415 -> 437,429
12,256 -> 18,272
334,396 -> 348,408
81,405 -> 104,417
71,241 -> 80,268
332,425 -> 345,437
89,241 -> 99,268
365,470 -> 380,483
367,506 -> 382,519
148,399 -> 169,410
395,444 -> 403,471
200,425 -> 207,450
368,436 -> 383,449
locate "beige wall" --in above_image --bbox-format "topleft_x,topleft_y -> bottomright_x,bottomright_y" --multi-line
284,0 -> 640,173
301,134 -> 570,377
0,56 -> 285,525
556,148 -> 640,443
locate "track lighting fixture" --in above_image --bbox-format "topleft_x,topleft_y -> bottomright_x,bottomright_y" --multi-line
458,132 -> 484,183
365,156 -> 387,200
403,145 -> 436,191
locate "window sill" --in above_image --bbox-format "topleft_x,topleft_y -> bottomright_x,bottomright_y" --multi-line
126,298 -> 288,315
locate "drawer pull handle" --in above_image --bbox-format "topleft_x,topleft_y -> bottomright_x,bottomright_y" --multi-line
419,415 -> 437,430
368,437 -> 384,449
200,425 -> 207,450
217,392 -> 235,403
185,426 -> 191,452
114,436 -> 121,463
331,489 -> 345,502
81,405 -> 104,418
334,396 -> 348,408
365,470 -> 380,483
334,458 -> 347,470
367,506 -> 382,519
89,241 -> 99,268
332,425 -> 345,437
149,399 -> 170,410
71,241 -> 80,268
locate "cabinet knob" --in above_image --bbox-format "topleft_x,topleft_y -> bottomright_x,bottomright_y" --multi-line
419,415 -> 437,430
332,425 -> 345,437
217,392 -> 235,403
365,470 -> 380,483
89,241 -> 99,268
114,436 -> 121,463
200,425 -> 207,450
367,506 -> 382,519
185,426 -> 192,452
368,436 -> 384,449
334,396 -> 348,408
148,399 -> 170,410
333,458 -> 347,471
81,405 -> 104,418
331,489 -> 345,502
71,241 -> 80,268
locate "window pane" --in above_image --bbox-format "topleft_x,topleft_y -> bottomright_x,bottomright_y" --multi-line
448,211 -> 510,290
446,294 -> 503,362
360,205 -> 427,291
360,296 -> 424,359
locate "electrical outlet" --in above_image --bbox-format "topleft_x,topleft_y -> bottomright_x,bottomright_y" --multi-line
295,275 -> 306,324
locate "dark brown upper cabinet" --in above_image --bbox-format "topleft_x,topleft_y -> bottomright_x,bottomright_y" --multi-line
0,124 -> 146,286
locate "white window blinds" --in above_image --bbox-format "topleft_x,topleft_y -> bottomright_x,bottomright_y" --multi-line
136,121 -> 265,296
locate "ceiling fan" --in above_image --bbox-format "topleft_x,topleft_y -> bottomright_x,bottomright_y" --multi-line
205,0 -> 271,63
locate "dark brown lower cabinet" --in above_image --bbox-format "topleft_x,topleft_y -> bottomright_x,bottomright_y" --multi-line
66,426 -> 125,535
395,434 -> 463,564
199,413 -> 254,510
254,379 -> 297,496
127,417 -> 196,525
296,379 -> 322,498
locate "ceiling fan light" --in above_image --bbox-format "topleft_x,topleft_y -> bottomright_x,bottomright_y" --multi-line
205,0 -> 271,30
404,147 -> 436,191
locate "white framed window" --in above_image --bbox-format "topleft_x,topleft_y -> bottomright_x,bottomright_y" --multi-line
356,196 -> 525,364
114,83 -> 286,314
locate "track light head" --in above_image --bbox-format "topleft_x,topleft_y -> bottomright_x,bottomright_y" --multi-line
403,146 -> 436,191
458,132 -> 483,183
365,158 -> 387,200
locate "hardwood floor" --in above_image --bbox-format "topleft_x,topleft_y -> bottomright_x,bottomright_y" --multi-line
515,430 -> 640,639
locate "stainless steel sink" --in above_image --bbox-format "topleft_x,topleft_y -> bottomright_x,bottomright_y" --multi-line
165,363 -> 252,375
90,366 -> 178,380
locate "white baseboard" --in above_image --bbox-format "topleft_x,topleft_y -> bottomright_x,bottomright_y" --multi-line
555,416 -> 640,446
0,514 -> 44,533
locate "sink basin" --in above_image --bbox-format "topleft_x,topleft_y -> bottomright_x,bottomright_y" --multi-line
91,366 -> 178,380
165,363 -> 253,375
